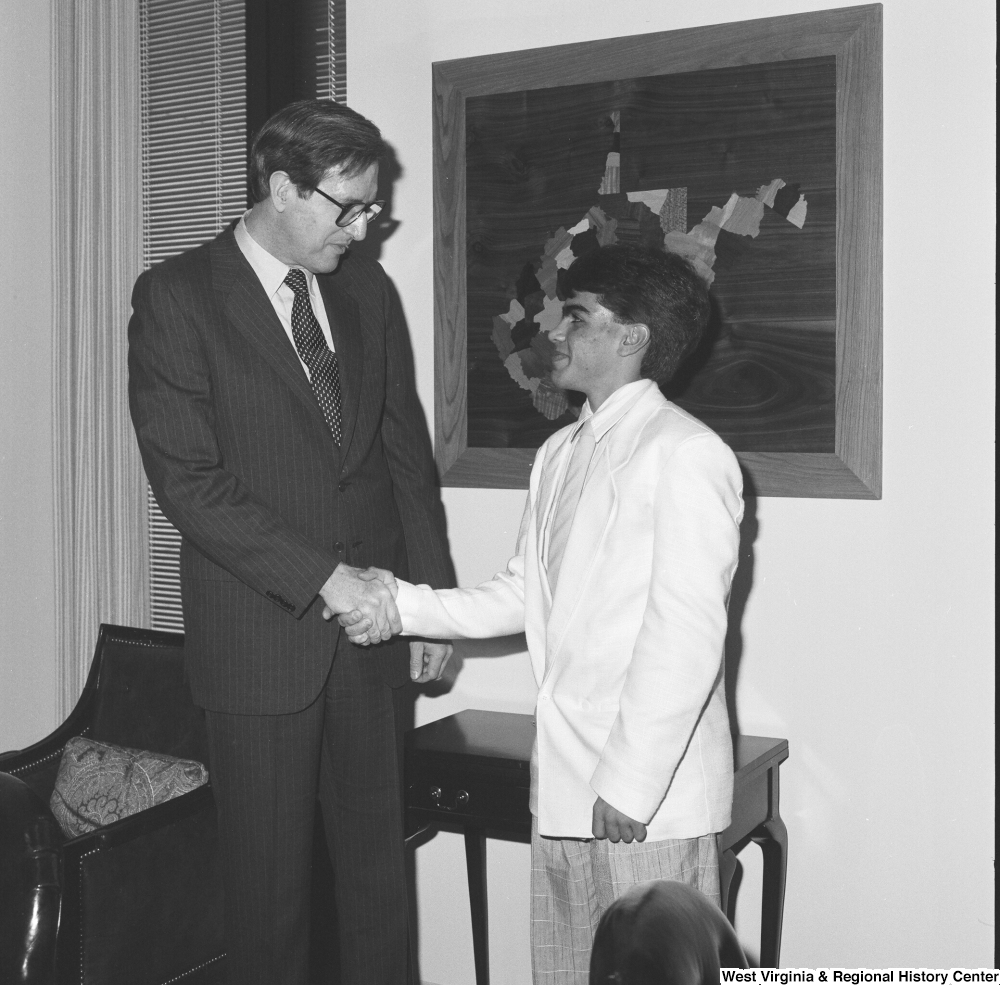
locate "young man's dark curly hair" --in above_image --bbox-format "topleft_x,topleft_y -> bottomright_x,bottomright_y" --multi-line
562,245 -> 711,386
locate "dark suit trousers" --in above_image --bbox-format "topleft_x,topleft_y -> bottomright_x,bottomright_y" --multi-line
204,638 -> 408,985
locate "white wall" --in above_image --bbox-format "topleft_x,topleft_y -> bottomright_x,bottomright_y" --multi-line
0,1 -> 58,751
348,1 -> 996,982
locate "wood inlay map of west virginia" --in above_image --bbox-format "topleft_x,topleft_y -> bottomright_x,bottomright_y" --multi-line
465,56 -> 837,453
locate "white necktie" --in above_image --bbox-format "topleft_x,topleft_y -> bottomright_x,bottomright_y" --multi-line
547,419 -> 596,592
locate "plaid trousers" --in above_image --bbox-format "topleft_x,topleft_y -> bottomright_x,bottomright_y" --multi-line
529,818 -> 720,984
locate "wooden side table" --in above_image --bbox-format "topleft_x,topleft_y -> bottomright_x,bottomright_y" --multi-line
405,710 -> 788,984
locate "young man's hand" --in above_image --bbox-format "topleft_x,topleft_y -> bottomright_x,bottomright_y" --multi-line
592,796 -> 647,843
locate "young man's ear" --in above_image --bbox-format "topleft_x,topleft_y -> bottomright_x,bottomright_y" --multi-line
620,323 -> 650,356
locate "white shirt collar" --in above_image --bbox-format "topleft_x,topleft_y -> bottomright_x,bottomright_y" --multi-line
235,212 -> 314,299
577,378 -> 656,442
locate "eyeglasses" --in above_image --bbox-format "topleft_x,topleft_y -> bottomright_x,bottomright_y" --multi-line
310,186 -> 385,227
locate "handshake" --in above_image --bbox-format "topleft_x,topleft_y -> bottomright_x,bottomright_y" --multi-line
318,563 -> 452,683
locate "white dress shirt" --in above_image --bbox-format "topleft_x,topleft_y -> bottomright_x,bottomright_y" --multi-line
234,214 -> 336,378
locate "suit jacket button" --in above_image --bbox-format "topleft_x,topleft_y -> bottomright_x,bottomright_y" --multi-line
334,541 -> 345,553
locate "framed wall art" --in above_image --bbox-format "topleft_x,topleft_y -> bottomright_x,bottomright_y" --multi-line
433,4 -> 882,497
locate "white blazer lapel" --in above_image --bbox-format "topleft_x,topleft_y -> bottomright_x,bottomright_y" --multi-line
535,427 -> 576,602
544,440 -> 618,660
542,386 -> 662,666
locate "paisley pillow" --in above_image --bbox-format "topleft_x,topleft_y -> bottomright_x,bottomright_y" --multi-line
50,736 -> 208,839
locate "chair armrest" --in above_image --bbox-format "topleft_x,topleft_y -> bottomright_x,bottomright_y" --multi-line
0,772 -> 62,985
62,781 -> 216,855
56,783 -> 225,983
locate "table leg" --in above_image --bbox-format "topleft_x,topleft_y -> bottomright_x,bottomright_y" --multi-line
718,846 -> 742,926
465,827 -> 490,985
752,814 -> 787,968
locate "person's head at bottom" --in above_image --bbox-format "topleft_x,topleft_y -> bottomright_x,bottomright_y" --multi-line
589,880 -> 747,985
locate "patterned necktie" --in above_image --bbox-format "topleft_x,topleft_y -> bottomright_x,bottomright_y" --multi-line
284,268 -> 343,444
547,419 -> 596,592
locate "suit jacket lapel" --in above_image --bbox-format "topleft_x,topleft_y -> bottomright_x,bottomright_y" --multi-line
545,444 -> 617,660
543,384 -> 662,664
536,427 -> 575,608
316,272 -> 363,460
211,230 -> 341,456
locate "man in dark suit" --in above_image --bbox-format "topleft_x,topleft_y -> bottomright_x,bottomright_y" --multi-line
128,100 -> 453,985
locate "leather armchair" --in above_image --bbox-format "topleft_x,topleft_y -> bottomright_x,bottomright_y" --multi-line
0,624 -> 225,985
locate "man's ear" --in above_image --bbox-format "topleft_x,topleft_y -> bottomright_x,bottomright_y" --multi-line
269,171 -> 295,212
620,322 -> 650,357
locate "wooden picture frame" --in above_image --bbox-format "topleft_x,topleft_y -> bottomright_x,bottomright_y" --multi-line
433,5 -> 882,497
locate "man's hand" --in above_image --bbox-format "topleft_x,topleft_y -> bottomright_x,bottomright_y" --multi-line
592,796 -> 647,844
409,641 -> 453,683
329,567 -> 399,643
318,564 -> 400,642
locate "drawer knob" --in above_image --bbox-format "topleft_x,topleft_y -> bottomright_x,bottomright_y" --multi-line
428,786 -> 470,811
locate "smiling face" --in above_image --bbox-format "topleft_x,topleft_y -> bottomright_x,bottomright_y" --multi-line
267,163 -> 380,273
547,291 -> 644,409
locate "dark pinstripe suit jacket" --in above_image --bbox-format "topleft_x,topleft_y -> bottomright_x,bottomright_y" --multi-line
128,227 -> 452,714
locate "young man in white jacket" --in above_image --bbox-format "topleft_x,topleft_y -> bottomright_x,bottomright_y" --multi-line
341,245 -> 743,983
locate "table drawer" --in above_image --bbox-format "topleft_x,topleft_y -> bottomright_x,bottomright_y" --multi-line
406,763 -> 529,826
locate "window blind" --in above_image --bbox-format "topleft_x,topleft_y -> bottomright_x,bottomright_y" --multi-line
318,0 -> 347,103
140,0 -> 247,632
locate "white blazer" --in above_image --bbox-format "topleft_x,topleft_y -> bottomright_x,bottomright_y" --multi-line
395,381 -> 744,840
